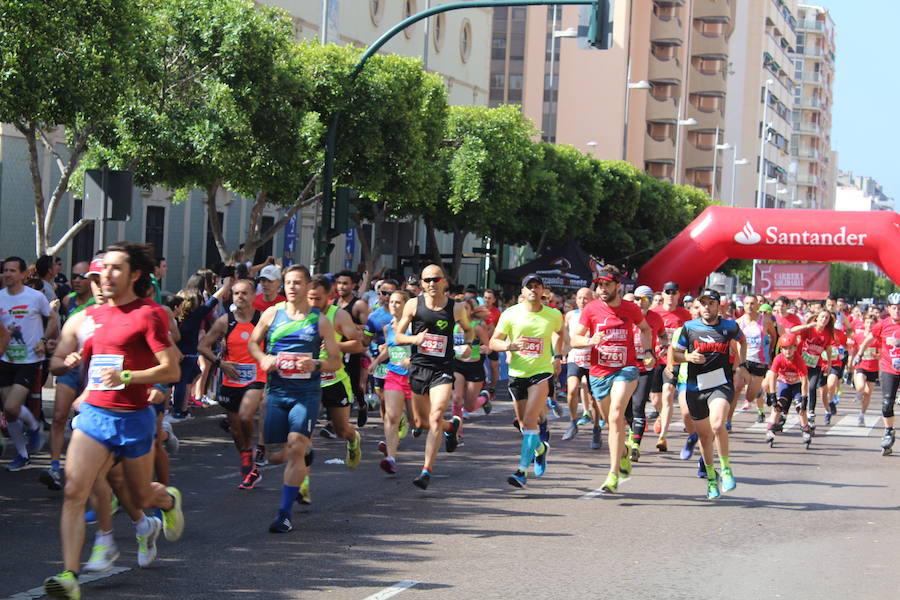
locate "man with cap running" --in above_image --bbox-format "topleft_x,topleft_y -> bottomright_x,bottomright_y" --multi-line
624,286 -> 665,461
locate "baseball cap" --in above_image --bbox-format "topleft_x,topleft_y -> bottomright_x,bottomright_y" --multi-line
683,295 -> 694,303
407,274 -> 420,286
760,303 -> 773,312
663,281 -> 680,292
87,257 -> 104,276
634,285 -> 654,298
259,265 -> 282,281
521,273 -> 543,288
779,333 -> 798,347
594,268 -> 621,283
698,289 -> 721,302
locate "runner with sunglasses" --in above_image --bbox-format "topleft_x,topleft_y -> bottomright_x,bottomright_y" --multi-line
650,281 -> 692,453
394,265 -> 474,490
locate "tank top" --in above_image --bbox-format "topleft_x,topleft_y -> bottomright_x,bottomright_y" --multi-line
222,310 -> 265,386
266,302 -> 322,387
320,304 -> 349,388
411,295 -> 455,367
454,319 -> 481,361
386,324 -> 411,376
740,315 -> 770,365
336,296 -> 362,325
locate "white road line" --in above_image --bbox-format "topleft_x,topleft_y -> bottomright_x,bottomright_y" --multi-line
5,567 -> 130,600
746,414 -> 800,432
361,580 -> 419,600
580,488 -> 605,499
825,414 -> 881,437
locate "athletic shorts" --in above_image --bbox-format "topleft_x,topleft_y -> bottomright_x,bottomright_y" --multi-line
589,366 -> 640,401
830,365 -> 845,379
56,367 -> 84,393
566,362 -> 590,380
218,382 -> 264,413
75,402 -> 156,459
454,359 -> 485,383
487,351 -> 500,361
650,364 -> 676,393
776,381 -> 803,401
685,384 -> 735,421
373,377 -> 385,390
746,361 -> 768,378
384,369 -> 412,400
0,361 -> 40,390
264,385 -> 321,442
321,378 -> 353,409
508,373 -> 553,402
858,369 -> 878,383
408,364 -> 454,395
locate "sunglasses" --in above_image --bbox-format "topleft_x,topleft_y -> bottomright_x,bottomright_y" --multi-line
635,295 -> 650,301
379,290 -> 393,295
72,273 -> 87,280
422,277 -> 443,284
664,290 -> 679,295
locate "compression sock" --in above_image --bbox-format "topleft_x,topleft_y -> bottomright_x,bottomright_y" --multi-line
51,460 -> 61,470
720,455 -> 731,470
18,405 -> 38,430
280,485 -> 299,514
7,420 -> 26,457
538,420 -> 549,443
519,431 -> 540,471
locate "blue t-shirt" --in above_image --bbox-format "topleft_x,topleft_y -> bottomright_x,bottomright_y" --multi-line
365,305 -> 393,354
675,317 -> 743,392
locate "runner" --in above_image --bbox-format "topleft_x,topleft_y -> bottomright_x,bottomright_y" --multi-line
624,286 -> 665,462
0,255 -> 55,471
251,264 -> 285,467
363,278 -> 399,418
772,296 -> 802,336
452,300 -> 491,422
333,270 -> 369,426
488,274 -> 565,488
822,325 -> 848,425
849,313 -> 879,426
762,333 -> 810,447
649,281 -> 692,452
482,289 -> 503,400
668,298 -> 705,472
198,278 -> 266,488
561,287 -> 599,446
248,265 -> 341,533
735,295 -> 778,424
790,310 -> 834,435
393,264 -> 473,490
571,266 -> 654,494
853,293 -> 900,455
673,289 -> 747,499
43,242 -> 184,600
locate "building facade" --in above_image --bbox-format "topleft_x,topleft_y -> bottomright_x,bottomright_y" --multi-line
835,170 -> 894,212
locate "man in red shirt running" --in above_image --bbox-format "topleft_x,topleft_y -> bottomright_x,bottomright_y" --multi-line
854,293 -> 900,455
44,243 -> 183,600
650,281 -> 692,452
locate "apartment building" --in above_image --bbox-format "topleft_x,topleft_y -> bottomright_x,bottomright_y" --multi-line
835,170 -> 894,212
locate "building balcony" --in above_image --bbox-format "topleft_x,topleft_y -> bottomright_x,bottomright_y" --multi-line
646,96 -> 678,121
795,147 -> 819,159
797,174 -> 818,186
796,19 -> 825,32
689,69 -> 727,95
682,144 -> 715,171
644,134 -> 676,163
691,32 -> 728,56
791,46 -> 825,60
793,121 -> 821,135
796,96 -> 821,110
692,0 -> 732,21
650,15 -> 684,44
799,72 -> 822,84
648,55 -> 682,82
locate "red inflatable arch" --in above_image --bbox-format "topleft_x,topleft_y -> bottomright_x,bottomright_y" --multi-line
637,206 -> 900,292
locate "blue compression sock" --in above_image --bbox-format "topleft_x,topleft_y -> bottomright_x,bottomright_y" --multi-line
280,485 -> 299,514
519,431 -> 540,471
538,420 -> 549,443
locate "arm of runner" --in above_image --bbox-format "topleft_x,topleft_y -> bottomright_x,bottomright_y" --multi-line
455,302 -> 475,344
248,306 -> 277,372
637,319 -> 656,369
335,309 -> 366,354
665,343 -> 677,377
198,315 -> 239,380
394,298 -> 424,346
734,338 -> 748,374
789,322 -> 812,333
570,323 -> 600,349
101,344 -> 181,387
49,311 -> 86,376
0,323 -> 8,358
853,332 -> 876,365
354,300 -> 370,335
317,314 -> 341,373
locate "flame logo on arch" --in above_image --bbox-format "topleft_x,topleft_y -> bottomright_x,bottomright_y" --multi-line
734,221 -> 762,245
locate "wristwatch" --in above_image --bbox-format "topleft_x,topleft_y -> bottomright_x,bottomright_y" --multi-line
120,370 -> 133,386
553,354 -> 563,360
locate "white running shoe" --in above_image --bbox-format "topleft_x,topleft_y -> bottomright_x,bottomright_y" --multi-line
136,516 -> 162,568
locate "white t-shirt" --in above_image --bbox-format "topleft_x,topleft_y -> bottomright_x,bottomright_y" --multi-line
0,286 -> 52,364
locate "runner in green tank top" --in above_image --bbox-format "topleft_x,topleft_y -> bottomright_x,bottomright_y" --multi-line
452,300 -> 493,423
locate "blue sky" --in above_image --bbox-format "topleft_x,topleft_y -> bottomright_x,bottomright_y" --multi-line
820,0 -> 899,199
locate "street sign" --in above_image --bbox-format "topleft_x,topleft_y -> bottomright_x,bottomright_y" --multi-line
83,168 -> 132,221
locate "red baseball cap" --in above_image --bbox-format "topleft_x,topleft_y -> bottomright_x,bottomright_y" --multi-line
87,257 -> 104,276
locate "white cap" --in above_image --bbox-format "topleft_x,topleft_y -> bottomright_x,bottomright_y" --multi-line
259,265 -> 282,281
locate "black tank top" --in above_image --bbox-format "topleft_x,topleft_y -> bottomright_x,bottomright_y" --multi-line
335,296 -> 362,325
411,295 -> 455,367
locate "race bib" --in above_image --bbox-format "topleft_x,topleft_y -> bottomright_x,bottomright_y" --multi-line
230,363 -> 257,385
570,347 -> 591,368
5,343 -> 26,363
518,336 -> 544,358
802,352 -> 820,368
418,333 -> 447,357
321,370 -> 335,383
389,345 -> 410,365
374,363 -> 388,378
893,358 -> 900,372
87,355 -> 125,391
597,345 -> 626,368
453,331 -> 466,346
697,367 -> 727,391
863,347 -> 877,360
276,352 -> 312,379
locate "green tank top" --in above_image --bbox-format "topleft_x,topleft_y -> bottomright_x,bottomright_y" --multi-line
454,320 -> 481,361
320,304 -> 349,388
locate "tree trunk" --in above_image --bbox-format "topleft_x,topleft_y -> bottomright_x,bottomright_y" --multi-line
204,180 -> 230,262
490,234 -> 505,285
450,226 -> 466,283
424,217 -> 443,268
242,176 -> 322,263
22,125 -> 47,257
353,202 -> 387,278
534,229 -> 548,257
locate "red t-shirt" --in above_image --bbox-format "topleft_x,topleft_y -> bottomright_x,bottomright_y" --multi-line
253,294 -> 286,312
579,299 -> 645,378
771,352 -> 808,384
484,305 -> 502,328
851,317 -> 865,337
84,298 -> 172,411
775,312 -> 802,333
853,330 -> 879,372
650,306 -> 692,365
800,326 -> 832,369
870,318 -> 900,375
829,329 -> 847,367
633,309 -> 664,373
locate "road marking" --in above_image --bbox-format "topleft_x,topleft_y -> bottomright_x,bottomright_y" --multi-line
580,488 -> 606,499
5,567 -> 130,600
746,414 -> 800,432
361,580 -> 419,600
825,414 -> 881,437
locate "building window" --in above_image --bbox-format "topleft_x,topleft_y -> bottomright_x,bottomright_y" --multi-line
691,55 -> 725,75
403,0 -> 417,38
459,18 -> 472,62
653,3 -> 680,21
370,0 -> 384,26
433,12 -> 445,52
687,130 -> 718,150
646,161 -> 675,181
205,211 -> 224,269
650,82 -> 678,101
647,121 -> 675,141
689,92 -> 724,113
145,205 -> 166,259
254,216 -> 276,265
651,42 -> 679,62
71,198 -> 95,265
693,19 -> 725,37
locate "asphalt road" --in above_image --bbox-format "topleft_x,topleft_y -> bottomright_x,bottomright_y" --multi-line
2,386 -> 898,600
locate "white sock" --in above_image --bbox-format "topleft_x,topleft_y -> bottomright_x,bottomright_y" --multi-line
96,529 -> 114,546
133,514 -> 151,536
18,405 -> 38,430
7,420 -> 27,457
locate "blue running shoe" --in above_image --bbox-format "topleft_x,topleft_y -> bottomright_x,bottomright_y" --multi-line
534,442 -> 549,477
507,470 -> 527,488
696,456 -> 707,478
721,467 -> 736,492
680,433 -> 699,460
725,421 -> 732,432
5,455 -> 30,471
26,426 -> 44,455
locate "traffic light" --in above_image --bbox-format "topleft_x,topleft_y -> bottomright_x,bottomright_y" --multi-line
588,0 -> 613,50
333,186 -> 359,236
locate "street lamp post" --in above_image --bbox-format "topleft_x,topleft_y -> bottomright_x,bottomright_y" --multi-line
547,21 -> 577,143
622,80 -> 650,161
673,117 -> 697,185
756,78 -> 774,209
730,157 -> 748,207
711,134 -> 731,201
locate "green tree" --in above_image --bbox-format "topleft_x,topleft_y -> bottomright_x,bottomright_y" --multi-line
0,0 -> 150,256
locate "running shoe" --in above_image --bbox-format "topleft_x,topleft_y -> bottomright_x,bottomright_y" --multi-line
619,455 -> 632,481
357,400 -> 369,427
507,470 -> 527,488
576,412 -> 592,426
765,429 -> 775,446
43,570 -> 80,600
188,396 -> 204,408
828,400 -> 837,415
857,413 -> 866,427
562,422 -> 578,441
412,428 -> 423,438
721,467 -> 736,492
630,442 -> 641,463
647,408 -> 660,420
656,437 -> 668,452
412,471 -> 431,489
590,424 -> 602,450
512,419 -> 522,433
319,424 -> 338,440
534,442 -> 549,477
298,477 -> 312,505
548,398 -> 563,418
380,456 -> 398,474
444,416 -> 462,453
755,412 -> 766,424
824,412 -> 831,426
136,516 -> 162,567
378,440 -> 388,456
707,478 -> 721,500
238,467 -> 262,490
269,511 -> 293,533
168,411 -> 193,422
598,419 -> 606,427
461,409 -> 474,420
696,456 -> 707,478
26,425 -> 44,455
681,433 -> 699,460
162,487 -> 184,541
480,391 -> 493,415
725,421 -> 732,432
398,413 -> 409,439
304,447 -> 315,467
255,446 -> 268,467
84,538 -> 119,573
739,400 -> 752,412
600,472 -> 618,494
6,454 -> 30,471
653,419 -> 661,434
162,420 -> 179,454
346,431 -> 362,468
365,393 -> 379,410
40,466 -> 63,490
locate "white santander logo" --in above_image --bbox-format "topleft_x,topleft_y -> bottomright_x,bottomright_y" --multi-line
734,221 -> 762,245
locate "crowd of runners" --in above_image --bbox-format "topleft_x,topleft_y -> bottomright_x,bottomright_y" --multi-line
1,243 -> 898,600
